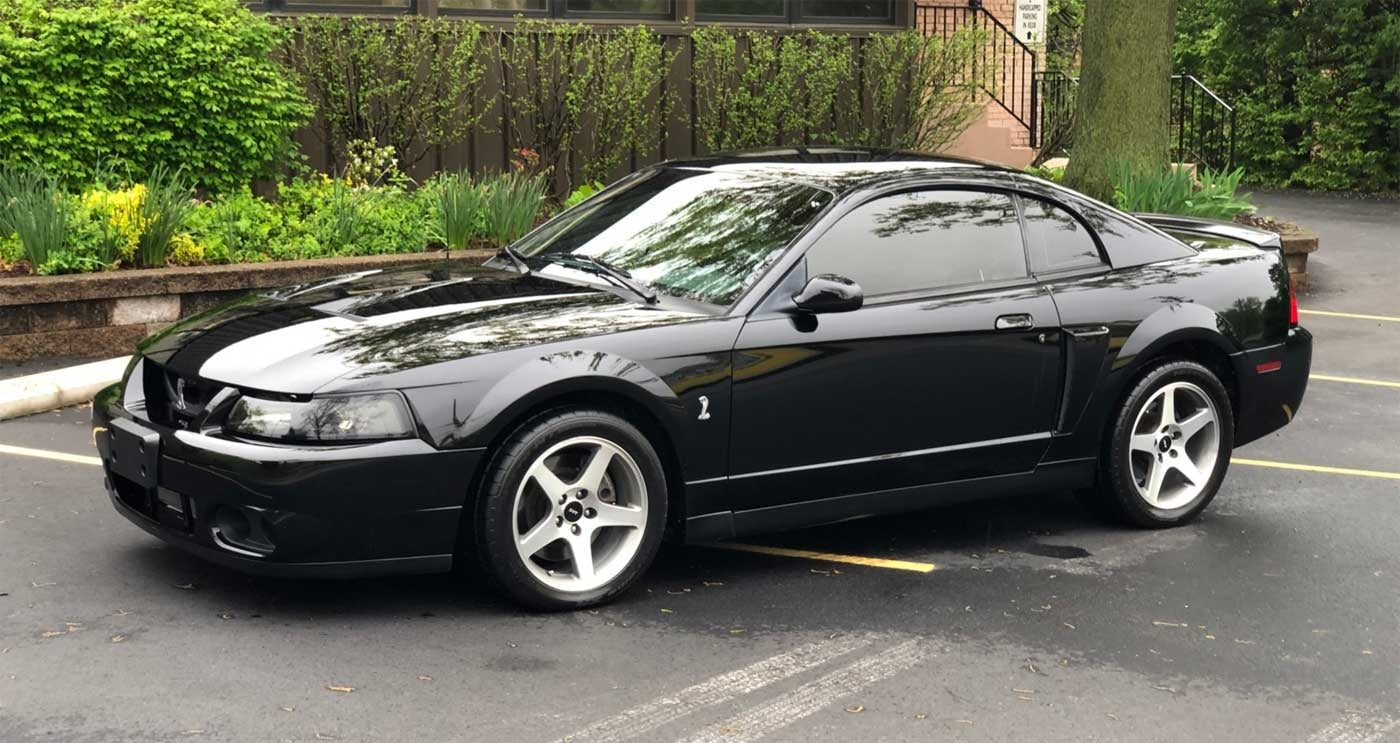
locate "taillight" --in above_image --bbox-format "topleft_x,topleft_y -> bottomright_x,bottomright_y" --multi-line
1289,283 -> 1299,326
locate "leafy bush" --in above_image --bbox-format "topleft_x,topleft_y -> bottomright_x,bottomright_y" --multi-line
1111,163 -> 1255,220
565,181 -> 605,209
1175,0 -> 1400,191
691,26 -> 985,153
0,0 -> 310,193
1024,165 -> 1066,184
282,15 -> 488,172
482,172 -> 547,247
187,189 -> 282,264
584,26 -> 675,183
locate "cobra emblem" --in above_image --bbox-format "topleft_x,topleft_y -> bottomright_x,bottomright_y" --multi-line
697,395 -> 712,421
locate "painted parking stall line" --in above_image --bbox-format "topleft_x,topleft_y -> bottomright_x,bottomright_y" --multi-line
1300,308 -> 1400,324
674,638 -> 930,743
707,543 -> 936,573
1233,457 -> 1400,481
557,633 -> 877,743
0,443 -> 101,467
1311,373 -> 1400,390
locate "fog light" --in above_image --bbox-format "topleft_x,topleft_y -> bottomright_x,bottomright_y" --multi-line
210,506 -> 275,557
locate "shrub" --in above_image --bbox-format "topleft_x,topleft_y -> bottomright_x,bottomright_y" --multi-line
1174,0 -> 1400,191
0,0 -> 310,193
565,181 -> 605,209
282,15 -> 488,172
691,26 -> 985,153
583,26 -> 675,183
1111,162 -> 1255,220
187,189 -> 282,264
482,172 -> 547,247
498,20 -> 596,185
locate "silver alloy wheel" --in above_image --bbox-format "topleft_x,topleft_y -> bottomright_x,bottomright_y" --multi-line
1128,381 -> 1221,510
511,435 -> 648,593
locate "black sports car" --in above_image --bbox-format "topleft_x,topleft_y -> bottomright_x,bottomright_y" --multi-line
92,148 -> 1311,609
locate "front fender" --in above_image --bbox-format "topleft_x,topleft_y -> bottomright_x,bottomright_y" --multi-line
401,349 -> 689,456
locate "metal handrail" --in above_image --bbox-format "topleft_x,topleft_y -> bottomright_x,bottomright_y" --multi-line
916,4 -> 1038,137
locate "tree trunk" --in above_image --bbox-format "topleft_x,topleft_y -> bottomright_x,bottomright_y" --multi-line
1063,0 -> 1178,202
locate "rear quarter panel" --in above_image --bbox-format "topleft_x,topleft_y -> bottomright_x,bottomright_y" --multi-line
1042,246 -> 1291,462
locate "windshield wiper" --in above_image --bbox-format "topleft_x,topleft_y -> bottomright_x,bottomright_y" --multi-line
496,244 -> 531,275
538,254 -> 658,304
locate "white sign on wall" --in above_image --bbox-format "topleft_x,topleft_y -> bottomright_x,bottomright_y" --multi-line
1014,0 -> 1047,44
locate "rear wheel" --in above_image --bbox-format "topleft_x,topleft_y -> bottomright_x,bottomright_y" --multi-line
474,409 -> 667,610
1096,360 -> 1234,527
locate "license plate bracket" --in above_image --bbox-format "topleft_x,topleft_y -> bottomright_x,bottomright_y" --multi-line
109,417 -> 160,490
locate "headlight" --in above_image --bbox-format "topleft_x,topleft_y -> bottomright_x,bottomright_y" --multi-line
224,393 -> 415,442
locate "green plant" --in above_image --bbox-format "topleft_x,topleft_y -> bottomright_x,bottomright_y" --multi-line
187,188 -> 283,264
0,0 -> 310,193
1174,0 -> 1400,191
283,15 -> 489,171
482,171 -> 547,247
134,166 -> 197,267
1110,162 -> 1255,219
694,28 -> 856,151
342,139 -> 402,188
1025,165 -> 1066,184
565,181 -> 604,209
498,19 -> 596,187
583,25 -> 675,183
7,170 -> 71,268
432,171 -> 487,252
36,249 -> 107,276
848,27 -> 988,151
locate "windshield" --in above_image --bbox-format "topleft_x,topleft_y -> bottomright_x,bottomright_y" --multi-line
513,168 -> 833,307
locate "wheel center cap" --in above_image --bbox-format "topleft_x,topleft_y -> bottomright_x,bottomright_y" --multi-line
1158,436 -> 1173,452
564,501 -> 584,523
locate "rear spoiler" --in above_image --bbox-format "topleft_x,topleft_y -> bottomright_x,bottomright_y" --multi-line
1134,213 -> 1282,250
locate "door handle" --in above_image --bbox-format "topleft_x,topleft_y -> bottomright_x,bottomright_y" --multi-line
994,313 -> 1034,330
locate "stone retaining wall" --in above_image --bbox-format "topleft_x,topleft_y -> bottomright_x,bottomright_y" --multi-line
0,251 -> 491,363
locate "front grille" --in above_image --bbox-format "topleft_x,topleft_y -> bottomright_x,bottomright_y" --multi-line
142,362 -> 223,430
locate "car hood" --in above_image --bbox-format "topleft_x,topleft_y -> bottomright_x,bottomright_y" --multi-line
140,262 -> 708,394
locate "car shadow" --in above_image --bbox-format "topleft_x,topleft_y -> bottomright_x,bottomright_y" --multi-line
109,489 -> 1140,620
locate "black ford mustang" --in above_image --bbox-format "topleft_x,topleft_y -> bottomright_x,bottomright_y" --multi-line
93,149 -> 1311,609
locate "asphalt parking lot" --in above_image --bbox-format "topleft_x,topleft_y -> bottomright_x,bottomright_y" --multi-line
2,192 -> 1398,743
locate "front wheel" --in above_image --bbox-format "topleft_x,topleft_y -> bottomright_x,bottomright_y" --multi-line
474,409 -> 667,610
1097,360 -> 1234,528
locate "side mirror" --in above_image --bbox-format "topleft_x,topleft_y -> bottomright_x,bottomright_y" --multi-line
791,274 -> 863,314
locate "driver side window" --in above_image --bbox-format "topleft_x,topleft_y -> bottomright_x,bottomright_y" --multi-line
803,190 -> 1027,298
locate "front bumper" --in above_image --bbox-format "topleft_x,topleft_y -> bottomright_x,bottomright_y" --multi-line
92,383 -> 485,578
1233,326 -> 1313,446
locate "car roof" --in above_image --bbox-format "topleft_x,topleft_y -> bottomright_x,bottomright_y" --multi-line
656,147 -> 1015,196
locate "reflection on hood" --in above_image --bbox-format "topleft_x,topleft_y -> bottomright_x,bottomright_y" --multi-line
140,263 -> 704,393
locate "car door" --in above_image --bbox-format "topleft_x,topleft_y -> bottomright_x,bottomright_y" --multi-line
726,188 -> 1063,513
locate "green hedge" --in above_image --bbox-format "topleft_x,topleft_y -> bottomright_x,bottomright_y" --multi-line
1175,0 -> 1400,192
0,0 -> 310,193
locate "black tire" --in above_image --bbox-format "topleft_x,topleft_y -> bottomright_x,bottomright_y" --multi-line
472,408 -> 668,611
1093,359 -> 1234,528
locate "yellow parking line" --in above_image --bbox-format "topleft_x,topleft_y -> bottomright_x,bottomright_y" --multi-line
1299,309 -> 1400,323
1233,457 -> 1400,481
708,543 -> 936,573
1311,373 -> 1400,389
0,443 -> 101,467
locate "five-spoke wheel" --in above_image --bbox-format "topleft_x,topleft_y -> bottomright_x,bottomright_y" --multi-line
1096,360 -> 1234,527
512,436 -> 649,593
473,409 -> 667,610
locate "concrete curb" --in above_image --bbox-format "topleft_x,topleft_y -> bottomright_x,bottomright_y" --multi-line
0,356 -> 129,421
